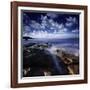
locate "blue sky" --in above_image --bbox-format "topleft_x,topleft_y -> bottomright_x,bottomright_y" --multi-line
22,11 -> 79,39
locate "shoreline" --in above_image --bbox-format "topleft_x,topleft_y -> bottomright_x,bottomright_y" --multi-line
23,43 -> 79,77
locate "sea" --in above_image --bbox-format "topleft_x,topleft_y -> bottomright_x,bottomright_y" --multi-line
23,38 -> 79,56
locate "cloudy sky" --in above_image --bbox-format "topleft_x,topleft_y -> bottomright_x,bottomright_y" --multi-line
22,11 -> 79,39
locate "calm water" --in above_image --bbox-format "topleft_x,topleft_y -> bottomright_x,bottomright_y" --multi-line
23,38 -> 79,49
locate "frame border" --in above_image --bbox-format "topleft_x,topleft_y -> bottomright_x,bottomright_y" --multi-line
11,1 -> 88,88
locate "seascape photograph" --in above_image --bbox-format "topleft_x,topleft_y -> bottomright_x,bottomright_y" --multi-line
11,2 -> 87,87
22,11 -> 79,77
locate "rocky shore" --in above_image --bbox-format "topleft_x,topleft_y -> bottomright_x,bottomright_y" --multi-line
23,43 -> 79,77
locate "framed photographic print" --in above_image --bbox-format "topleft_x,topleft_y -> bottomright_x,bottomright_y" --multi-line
11,1 -> 88,88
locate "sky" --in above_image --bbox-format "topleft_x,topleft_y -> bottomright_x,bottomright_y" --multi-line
22,11 -> 79,39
